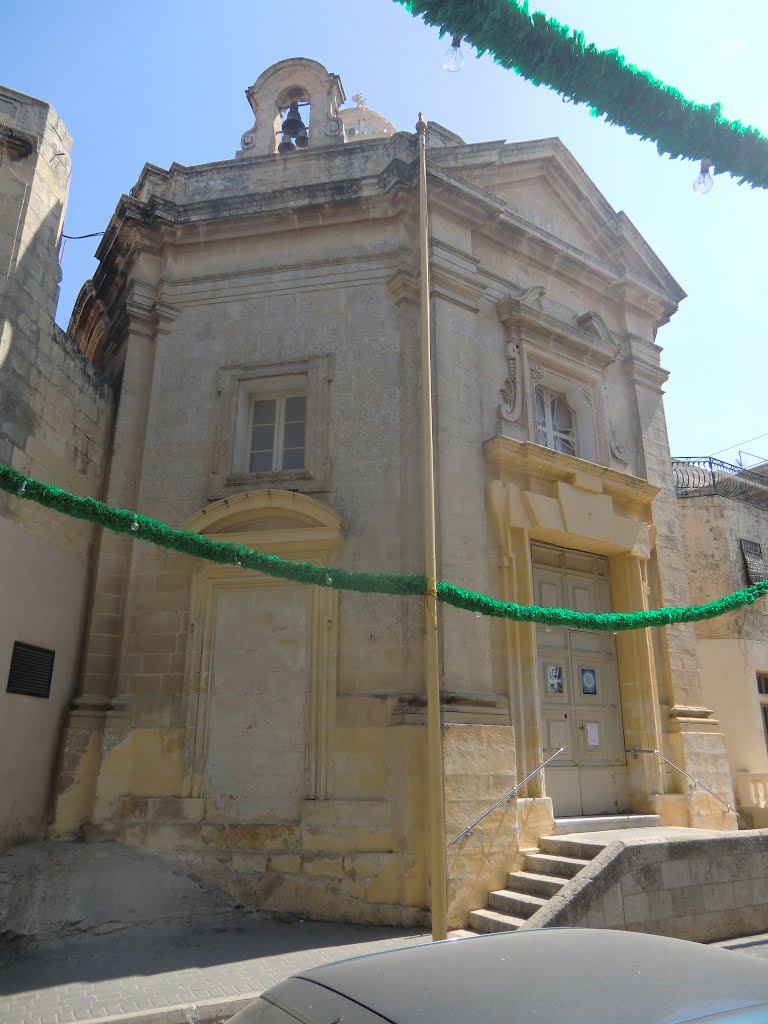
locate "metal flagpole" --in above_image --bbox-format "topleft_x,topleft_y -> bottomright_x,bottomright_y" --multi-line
416,112 -> 448,942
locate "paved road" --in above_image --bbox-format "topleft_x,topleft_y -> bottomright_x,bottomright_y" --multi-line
5,922 -> 768,1024
717,932 -> 768,959
0,913 -> 429,1024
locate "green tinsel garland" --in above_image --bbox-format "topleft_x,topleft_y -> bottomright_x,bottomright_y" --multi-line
2,462 -> 767,631
396,0 -> 768,190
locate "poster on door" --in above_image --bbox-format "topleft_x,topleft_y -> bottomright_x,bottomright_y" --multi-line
581,667 -> 597,695
546,664 -> 564,694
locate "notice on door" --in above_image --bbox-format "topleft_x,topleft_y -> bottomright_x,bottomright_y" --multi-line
586,721 -> 600,748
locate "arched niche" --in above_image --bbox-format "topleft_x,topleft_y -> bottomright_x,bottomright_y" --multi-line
184,488 -> 347,555
181,490 -> 347,814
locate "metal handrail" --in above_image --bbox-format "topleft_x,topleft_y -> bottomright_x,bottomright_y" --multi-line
628,748 -> 737,814
448,747 -> 564,846
672,456 -> 768,510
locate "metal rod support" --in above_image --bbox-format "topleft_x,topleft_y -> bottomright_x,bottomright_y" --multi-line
448,748 -> 564,846
628,748 -> 737,814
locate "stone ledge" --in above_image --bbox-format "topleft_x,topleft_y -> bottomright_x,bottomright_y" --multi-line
521,827 -> 768,942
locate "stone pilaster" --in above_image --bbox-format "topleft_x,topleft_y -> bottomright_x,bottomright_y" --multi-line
52,280 -> 177,836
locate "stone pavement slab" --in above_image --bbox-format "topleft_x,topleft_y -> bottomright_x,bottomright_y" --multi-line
713,933 -> 768,957
553,826 -> 725,849
0,913 -> 429,1024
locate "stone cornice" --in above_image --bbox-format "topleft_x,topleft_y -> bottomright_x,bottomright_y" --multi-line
623,334 -> 670,391
496,295 -> 618,368
161,248 -> 417,308
484,436 -> 660,506
0,124 -> 37,158
85,130 -> 681,337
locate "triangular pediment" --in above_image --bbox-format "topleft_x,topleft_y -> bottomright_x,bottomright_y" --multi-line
471,167 -> 618,264
439,137 -> 683,303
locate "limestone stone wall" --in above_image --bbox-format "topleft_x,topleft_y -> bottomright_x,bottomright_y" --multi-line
679,495 -> 768,803
48,59 -> 734,927
524,830 -> 768,942
0,86 -> 113,849
680,494 -> 768,641
444,725 -> 520,929
52,165 -> 440,926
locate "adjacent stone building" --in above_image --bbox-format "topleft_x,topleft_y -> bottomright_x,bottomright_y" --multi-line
1,60 -> 740,927
676,457 -> 768,827
0,86 -> 113,849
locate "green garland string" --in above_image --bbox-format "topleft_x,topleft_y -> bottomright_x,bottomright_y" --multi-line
395,0 -> 768,190
3,462 -> 767,631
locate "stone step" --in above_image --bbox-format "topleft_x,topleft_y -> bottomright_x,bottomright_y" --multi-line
468,908 -> 526,933
507,870 -> 565,899
554,814 -> 660,835
488,889 -> 547,919
447,929 -> 477,940
539,835 -> 607,861
524,851 -> 591,879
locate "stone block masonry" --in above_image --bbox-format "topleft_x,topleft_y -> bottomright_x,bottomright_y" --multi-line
524,829 -> 768,942
0,85 -> 114,850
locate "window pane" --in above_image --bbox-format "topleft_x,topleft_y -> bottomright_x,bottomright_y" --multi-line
283,420 -> 306,449
535,388 -> 548,445
551,395 -> 574,432
281,447 -> 305,470
535,388 -> 546,424
554,435 -> 576,457
284,396 -> 306,421
252,399 -> 276,426
251,425 -> 275,452
250,450 -> 273,473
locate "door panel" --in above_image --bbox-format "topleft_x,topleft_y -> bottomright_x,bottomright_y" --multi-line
205,583 -> 310,822
534,546 -> 629,816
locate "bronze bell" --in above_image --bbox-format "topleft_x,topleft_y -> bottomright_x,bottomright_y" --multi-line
281,102 -> 305,138
295,125 -> 308,149
278,135 -> 296,154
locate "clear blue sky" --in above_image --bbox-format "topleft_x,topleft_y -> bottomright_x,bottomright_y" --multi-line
5,0 -> 768,463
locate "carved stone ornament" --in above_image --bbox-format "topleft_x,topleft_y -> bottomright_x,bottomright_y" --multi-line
576,310 -> 619,353
530,364 -> 545,382
602,380 -> 628,462
499,342 -> 523,422
518,284 -> 546,310
581,385 -> 593,405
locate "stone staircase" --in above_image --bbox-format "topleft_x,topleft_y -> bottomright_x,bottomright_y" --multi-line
467,815 -> 660,934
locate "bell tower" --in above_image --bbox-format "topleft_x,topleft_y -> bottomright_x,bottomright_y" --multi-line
237,58 -> 345,158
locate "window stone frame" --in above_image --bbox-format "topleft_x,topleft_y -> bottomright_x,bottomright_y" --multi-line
210,355 -> 332,499
527,361 -> 601,464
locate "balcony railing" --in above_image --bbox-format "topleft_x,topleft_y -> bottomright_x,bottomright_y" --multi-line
735,772 -> 768,810
673,456 -> 768,510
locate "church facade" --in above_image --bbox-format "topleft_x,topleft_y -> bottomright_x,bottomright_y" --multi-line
3,60 -> 738,927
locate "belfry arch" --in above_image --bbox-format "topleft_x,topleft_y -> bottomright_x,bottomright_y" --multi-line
238,58 -> 345,156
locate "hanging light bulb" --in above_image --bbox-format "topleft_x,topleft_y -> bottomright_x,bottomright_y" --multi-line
693,158 -> 713,195
443,33 -> 464,72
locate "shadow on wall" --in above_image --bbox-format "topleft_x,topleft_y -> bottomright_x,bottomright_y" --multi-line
0,841 -> 422,989
0,195 -> 115,851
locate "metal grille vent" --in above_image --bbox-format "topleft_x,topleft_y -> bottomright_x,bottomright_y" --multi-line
741,539 -> 768,585
7,641 -> 55,699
